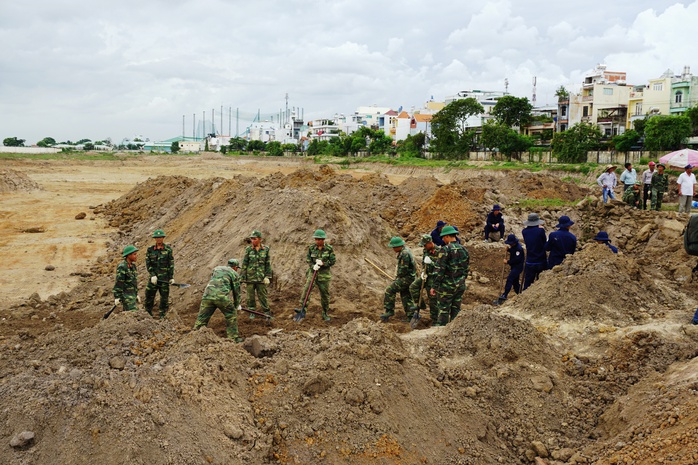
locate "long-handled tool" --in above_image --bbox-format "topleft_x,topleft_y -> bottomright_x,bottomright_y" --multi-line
364,257 -> 394,281
293,268 -> 318,322
492,248 -> 508,306
171,282 -> 191,289
103,304 -> 117,320
239,306 -> 272,320
410,275 -> 425,329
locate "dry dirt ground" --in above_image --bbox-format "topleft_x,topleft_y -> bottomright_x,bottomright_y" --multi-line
1,155 -> 698,465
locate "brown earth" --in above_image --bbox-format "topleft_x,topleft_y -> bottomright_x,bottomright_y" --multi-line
1,155 -> 697,465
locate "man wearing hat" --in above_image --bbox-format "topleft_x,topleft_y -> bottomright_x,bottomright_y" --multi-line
298,229 -> 336,321
380,236 -> 416,322
641,162 -> 656,210
650,163 -> 669,211
619,162 -> 637,192
144,229 -> 175,319
597,165 -> 617,203
409,234 -> 441,323
521,213 -> 548,291
113,245 -> 140,313
193,258 -> 244,342
677,164 -> 696,213
430,225 -> 469,326
430,220 -> 447,247
594,231 -> 618,254
546,216 -> 577,268
483,204 -> 505,242
621,181 -> 642,209
241,230 -> 273,318
497,234 -> 525,304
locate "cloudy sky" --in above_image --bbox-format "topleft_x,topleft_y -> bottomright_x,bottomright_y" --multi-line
1,0 -> 696,145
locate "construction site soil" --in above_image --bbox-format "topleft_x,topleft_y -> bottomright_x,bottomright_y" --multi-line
1,155 -> 698,465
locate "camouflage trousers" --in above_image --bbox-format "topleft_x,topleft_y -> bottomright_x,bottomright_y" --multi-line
409,276 -> 438,320
384,278 -> 415,316
435,282 -> 466,326
651,189 -> 664,211
120,293 -> 138,312
246,282 -> 270,314
145,281 -> 170,318
193,296 -> 239,339
299,275 -> 331,313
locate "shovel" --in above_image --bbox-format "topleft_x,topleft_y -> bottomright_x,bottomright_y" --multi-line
171,282 -> 191,289
410,272 -> 426,329
239,306 -> 272,320
103,304 -> 117,320
293,268 -> 318,322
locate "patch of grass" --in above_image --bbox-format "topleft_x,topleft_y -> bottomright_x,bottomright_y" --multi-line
517,198 -> 577,209
0,152 -> 130,161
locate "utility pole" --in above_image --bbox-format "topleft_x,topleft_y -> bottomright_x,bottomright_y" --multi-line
182,115 -> 185,140
532,76 -> 537,107
193,113 -> 196,140
236,108 -> 239,137
220,105 -> 223,136
203,111 -> 205,139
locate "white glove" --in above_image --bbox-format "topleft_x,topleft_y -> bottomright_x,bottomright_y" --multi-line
137,295 -> 141,303
169,279 -> 175,285
263,277 -> 270,285
150,276 -> 157,285
315,259 -> 323,266
421,272 -> 427,280
114,298 -> 121,306
424,256 -> 433,265
313,264 -> 320,271
236,305 -> 242,311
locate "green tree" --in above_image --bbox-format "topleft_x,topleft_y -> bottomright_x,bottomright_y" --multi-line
228,137 -> 247,152
612,130 -> 640,153
77,138 -> 91,145
306,138 -> 329,156
36,137 -> 56,147
633,117 -> 647,136
551,122 -> 603,163
171,141 -> 180,153
267,141 -> 283,156
396,133 -> 426,158
644,115 -> 691,151
83,142 -> 95,151
685,106 -> 698,136
491,95 -> 533,129
3,137 -> 25,147
281,143 -> 298,153
430,98 -> 484,158
247,140 -> 265,152
481,121 -> 533,160
555,86 -> 570,101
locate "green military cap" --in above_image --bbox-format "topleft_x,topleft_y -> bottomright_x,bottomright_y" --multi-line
152,229 -> 166,238
313,229 -> 327,239
122,245 -> 138,257
249,230 -> 262,238
440,225 -> 459,237
419,234 -> 433,246
228,258 -> 239,267
388,236 -> 405,247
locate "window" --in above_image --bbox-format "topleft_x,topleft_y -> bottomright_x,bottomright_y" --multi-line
652,82 -> 663,91
561,105 -> 567,117
635,103 -> 642,116
676,91 -> 683,103
583,106 -> 589,117
603,88 -> 613,96
560,124 -> 567,131
605,128 -> 612,137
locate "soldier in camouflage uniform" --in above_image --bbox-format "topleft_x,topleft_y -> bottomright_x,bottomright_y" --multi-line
380,236 -> 416,322
621,181 -> 642,208
144,229 -> 175,318
113,245 -> 140,313
241,230 -> 272,318
298,229 -> 336,321
651,163 -> 669,211
409,234 -> 441,323
431,225 -> 469,326
193,258 -> 243,342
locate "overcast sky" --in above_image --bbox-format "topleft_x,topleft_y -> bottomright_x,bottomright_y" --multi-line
1,0 -> 696,145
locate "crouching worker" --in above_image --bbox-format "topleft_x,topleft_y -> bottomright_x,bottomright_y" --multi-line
193,258 -> 243,342
496,234 -> 524,305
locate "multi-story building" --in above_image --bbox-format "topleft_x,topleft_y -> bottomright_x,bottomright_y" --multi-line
569,64 -> 630,137
444,90 -> 503,128
670,66 -> 698,115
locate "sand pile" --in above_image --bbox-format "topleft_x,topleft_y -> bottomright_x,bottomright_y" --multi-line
0,168 -> 41,192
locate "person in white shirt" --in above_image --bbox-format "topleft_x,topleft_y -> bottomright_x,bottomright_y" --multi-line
676,164 -> 697,213
641,162 -> 656,210
596,165 -> 617,203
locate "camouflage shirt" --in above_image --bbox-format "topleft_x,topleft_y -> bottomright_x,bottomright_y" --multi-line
434,242 -> 470,290
113,260 -> 138,299
241,245 -> 272,283
422,245 -> 441,278
395,246 -> 416,282
146,244 -> 174,281
306,243 -> 336,280
651,172 -> 669,193
202,266 -> 240,307
622,188 -> 641,206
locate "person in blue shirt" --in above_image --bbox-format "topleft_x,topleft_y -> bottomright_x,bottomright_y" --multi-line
521,213 -> 548,291
594,231 -> 618,253
546,215 -> 577,268
496,234 -> 524,304
430,220 -> 446,247
484,204 -> 505,242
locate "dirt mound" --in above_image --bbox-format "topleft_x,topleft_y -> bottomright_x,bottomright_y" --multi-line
0,168 -> 41,192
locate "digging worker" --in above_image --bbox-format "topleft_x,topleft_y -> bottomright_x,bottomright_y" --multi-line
113,245 -> 140,312
380,236 -> 416,322
193,258 -> 243,342
497,234 -> 524,304
650,163 -> 669,211
522,213 -> 548,291
430,225 -> 469,326
622,181 -> 642,208
483,204 -> 505,242
677,164 -> 696,214
430,220 -> 447,247
298,229 -> 336,321
597,165 -> 617,203
619,162 -> 637,192
241,230 -> 272,318
594,231 -> 618,254
409,234 -> 441,323
546,215 -> 577,268
641,161 -> 656,209
144,229 -> 174,319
